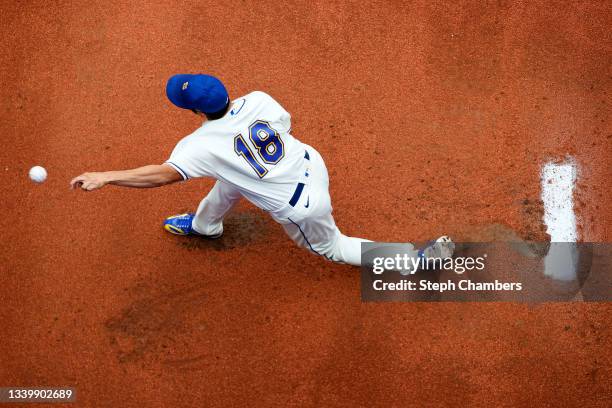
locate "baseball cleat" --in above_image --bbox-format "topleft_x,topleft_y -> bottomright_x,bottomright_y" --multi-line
163,213 -> 222,238
418,236 -> 455,260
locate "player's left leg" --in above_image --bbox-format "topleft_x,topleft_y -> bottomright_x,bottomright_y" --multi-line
163,180 -> 241,237
191,180 -> 242,236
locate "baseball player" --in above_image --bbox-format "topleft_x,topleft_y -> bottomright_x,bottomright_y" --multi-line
71,74 -> 454,266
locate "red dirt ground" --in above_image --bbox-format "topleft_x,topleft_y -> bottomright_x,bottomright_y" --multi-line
1,1 -> 610,407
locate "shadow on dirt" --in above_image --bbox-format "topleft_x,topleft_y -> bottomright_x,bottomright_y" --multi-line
175,209 -> 272,252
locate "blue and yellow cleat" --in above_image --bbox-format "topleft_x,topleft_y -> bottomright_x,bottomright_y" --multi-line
163,213 -> 222,238
163,213 -> 196,235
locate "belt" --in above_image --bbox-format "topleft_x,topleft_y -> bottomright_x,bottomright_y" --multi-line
289,150 -> 310,207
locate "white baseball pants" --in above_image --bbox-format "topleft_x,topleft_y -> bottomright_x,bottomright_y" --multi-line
192,146 -> 369,266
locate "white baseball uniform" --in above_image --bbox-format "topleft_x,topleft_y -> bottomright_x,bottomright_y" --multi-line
165,91 -> 370,265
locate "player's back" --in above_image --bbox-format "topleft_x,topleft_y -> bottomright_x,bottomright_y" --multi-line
166,91 -> 307,213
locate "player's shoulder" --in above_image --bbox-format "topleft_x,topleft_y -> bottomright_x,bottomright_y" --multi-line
173,127 -> 209,150
246,90 -> 271,98
243,91 -> 286,112
242,90 -> 275,103
228,91 -> 281,117
250,91 -> 289,105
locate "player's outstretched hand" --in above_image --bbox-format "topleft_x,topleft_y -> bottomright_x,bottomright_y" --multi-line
70,172 -> 108,191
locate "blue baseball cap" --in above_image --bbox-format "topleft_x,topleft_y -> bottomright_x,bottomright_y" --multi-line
166,74 -> 229,114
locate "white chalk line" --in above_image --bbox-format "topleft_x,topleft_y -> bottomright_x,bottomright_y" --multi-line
540,159 -> 578,281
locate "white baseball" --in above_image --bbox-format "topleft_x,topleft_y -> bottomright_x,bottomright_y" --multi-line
29,166 -> 48,183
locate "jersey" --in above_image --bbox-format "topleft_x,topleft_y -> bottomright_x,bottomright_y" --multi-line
165,91 -> 308,215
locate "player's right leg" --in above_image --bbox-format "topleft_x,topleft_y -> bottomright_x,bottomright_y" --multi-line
163,180 -> 242,237
281,146 -> 454,266
282,212 -> 370,266
284,214 -> 454,267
